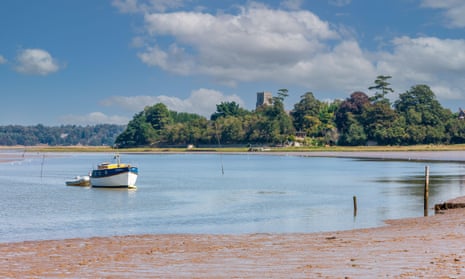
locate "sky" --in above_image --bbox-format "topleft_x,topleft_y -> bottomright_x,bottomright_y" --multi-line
2,0 -> 465,126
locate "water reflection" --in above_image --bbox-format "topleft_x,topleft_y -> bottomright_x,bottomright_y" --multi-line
375,173 -> 465,200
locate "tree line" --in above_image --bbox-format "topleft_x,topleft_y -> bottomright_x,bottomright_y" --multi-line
0,124 -> 125,146
115,77 -> 465,147
3,76 -> 463,148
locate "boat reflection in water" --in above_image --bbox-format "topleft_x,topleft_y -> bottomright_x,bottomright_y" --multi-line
90,154 -> 138,189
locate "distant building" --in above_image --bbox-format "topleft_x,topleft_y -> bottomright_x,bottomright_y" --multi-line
256,91 -> 273,108
459,108 -> 465,120
295,131 -> 306,138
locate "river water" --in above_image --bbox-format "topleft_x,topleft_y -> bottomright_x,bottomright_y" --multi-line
1,152 -> 465,243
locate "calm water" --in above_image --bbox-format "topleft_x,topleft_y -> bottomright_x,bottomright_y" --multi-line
1,152 -> 465,243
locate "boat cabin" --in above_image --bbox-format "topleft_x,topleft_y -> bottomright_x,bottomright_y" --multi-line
97,162 -> 131,170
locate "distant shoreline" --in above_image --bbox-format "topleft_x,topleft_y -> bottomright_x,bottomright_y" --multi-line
2,145 -> 465,164
3,143 -> 465,153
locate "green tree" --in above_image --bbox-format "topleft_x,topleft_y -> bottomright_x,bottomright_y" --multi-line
170,111 -> 207,126
145,103 -> 171,131
291,92 -> 321,133
394,85 -> 451,144
368,75 -> 394,103
254,88 -> 294,144
115,112 -> 157,147
242,114 -> 262,143
338,120 -> 367,146
446,118 -> 465,144
184,117 -> 209,145
372,115 -> 407,145
273,88 -> 289,103
164,123 -> 186,145
215,116 -> 246,144
210,101 -> 248,121
309,101 -> 340,145
335,91 -> 370,135
362,101 -> 401,145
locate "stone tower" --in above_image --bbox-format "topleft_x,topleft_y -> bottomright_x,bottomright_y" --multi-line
256,91 -> 273,108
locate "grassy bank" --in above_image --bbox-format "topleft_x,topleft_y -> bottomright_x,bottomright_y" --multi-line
8,144 -> 465,153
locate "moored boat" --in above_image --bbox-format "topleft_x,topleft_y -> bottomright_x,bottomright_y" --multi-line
90,154 -> 138,188
66,175 -> 90,186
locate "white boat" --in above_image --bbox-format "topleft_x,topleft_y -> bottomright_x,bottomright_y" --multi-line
90,154 -> 138,188
66,175 -> 90,186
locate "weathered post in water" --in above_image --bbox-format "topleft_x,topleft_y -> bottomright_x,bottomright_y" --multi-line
353,195 -> 357,217
424,165 -> 429,217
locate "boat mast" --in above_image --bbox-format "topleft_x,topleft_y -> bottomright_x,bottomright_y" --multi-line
114,153 -> 121,166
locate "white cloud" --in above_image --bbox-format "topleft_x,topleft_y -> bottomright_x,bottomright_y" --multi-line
280,0 -> 303,10
376,36 -> 465,100
138,44 -> 193,75
428,84 -> 462,99
139,5 -> 341,87
101,95 -> 160,111
59,112 -> 129,125
15,49 -> 61,76
112,0 -> 139,13
292,40 -> 375,92
421,0 -> 465,28
130,36 -> 146,48
101,88 -> 245,117
119,2 -> 465,105
0,55 -> 6,64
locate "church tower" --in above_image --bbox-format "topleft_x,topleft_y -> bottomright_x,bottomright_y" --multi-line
256,91 -> 273,108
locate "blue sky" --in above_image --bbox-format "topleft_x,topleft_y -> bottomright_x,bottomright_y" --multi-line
2,0 -> 465,125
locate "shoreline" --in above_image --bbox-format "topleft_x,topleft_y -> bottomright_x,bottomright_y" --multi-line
2,206 -> 465,277
4,148 -> 465,162
3,150 -> 465,277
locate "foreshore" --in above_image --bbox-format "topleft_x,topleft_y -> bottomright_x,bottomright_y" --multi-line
2,206 -> 465,278
2,150 -> 465,277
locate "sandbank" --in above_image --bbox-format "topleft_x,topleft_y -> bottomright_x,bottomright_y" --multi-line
2,206 -> 465,278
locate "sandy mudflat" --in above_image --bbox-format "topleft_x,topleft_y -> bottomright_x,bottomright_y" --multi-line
0,152 -> 27,163
1,207 -> 465,278
0,150 -> 47,163
2,150 -> 465,278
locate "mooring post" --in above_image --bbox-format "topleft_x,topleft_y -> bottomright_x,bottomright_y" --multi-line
353,195 -> 357,217
40,154 -> 45,178
424,165 -> 429,217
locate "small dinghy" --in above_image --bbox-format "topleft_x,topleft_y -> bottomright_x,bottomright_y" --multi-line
66,175 -> 91,186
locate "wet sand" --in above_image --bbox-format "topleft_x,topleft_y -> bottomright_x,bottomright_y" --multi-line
2,150 -> 465,278
0,150 -> 46,163
2,206 -> 465,278
0,152 -> 27,163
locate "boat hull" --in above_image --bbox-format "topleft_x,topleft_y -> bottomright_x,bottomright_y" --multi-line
66,176 -> 90,187
90,167 -> 138,188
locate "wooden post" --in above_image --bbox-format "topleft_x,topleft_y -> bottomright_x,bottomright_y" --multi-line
40,154 -> 45,178
424,166 -> 429,217
353,195 -> 357,217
